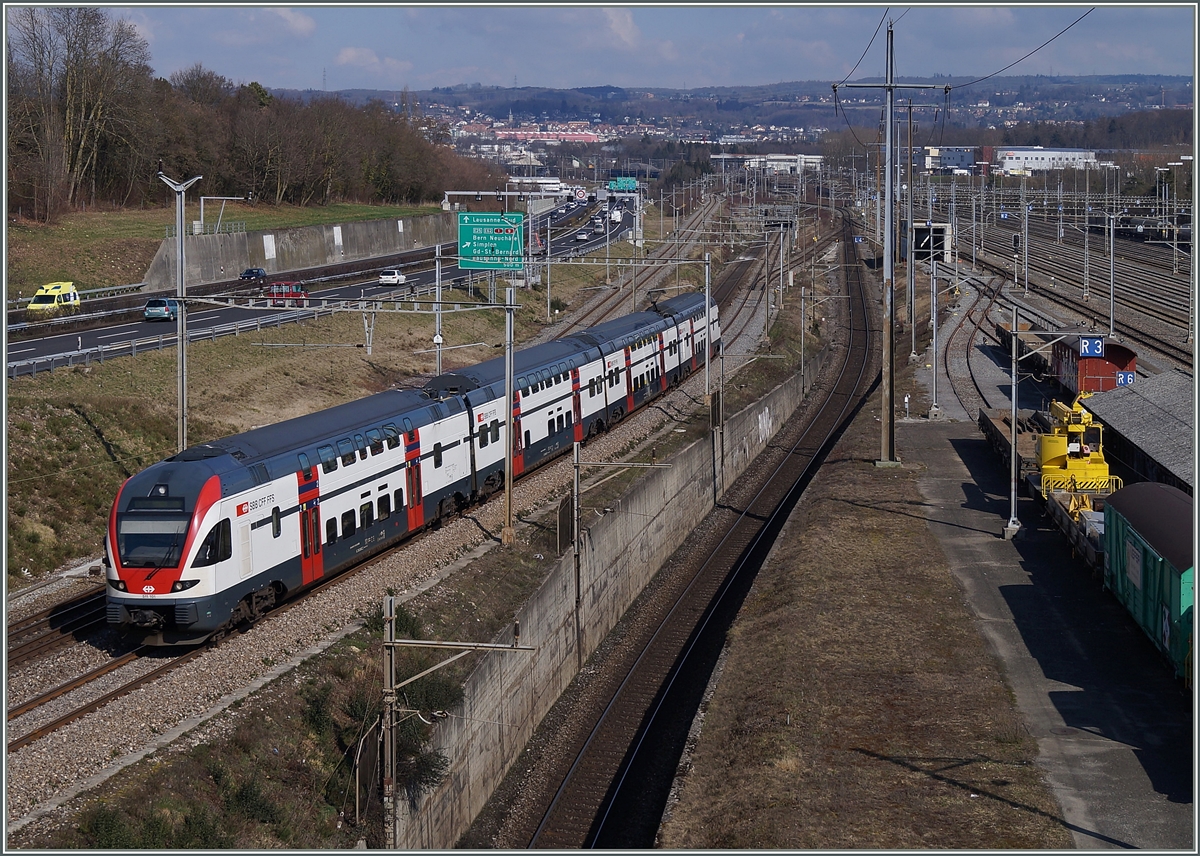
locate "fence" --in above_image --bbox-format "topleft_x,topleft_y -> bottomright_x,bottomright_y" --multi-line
7,306 -> 334,379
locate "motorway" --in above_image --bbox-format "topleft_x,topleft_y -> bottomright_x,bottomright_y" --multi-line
7,201 -> 633,377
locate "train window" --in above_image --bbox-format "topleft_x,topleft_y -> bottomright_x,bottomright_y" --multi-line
367,428 -> 384,455
338,438 -> 356,466
394,487 -> 405,511
360,502 -> 374,529
491,420 -> 500,444
271,507 -> 281,539
524,429 -> 531,449
355,434 -> 368,461
318,445 -> 338,474
479,426 -> 489,449
326,517 -> 337,545
312,510 -> 321,555
383,424 -> 400,449
301,511 -> 310,559
298,452 -> 314,480
518,376 -> 527,389
402,418 -> 415,441
341,510 -> 356,538
548,418 -> 555,436
378,495 -> 391,520
193,518 -> 232,567
557,414 -> 565,432
433,443 -> 443,468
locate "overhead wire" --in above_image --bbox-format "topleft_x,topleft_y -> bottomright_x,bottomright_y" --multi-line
950,8 -> 1096,91
832,8 -> 891,150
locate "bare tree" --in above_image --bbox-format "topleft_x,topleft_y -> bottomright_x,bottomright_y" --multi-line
7,7 -> 151,218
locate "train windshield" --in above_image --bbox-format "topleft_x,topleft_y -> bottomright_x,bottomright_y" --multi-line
117,513 -> 190,568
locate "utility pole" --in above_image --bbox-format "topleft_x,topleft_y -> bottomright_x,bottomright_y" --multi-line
435,245 -> 443,374
837,22 -> 945,466
503,287 -> 516,545
158,170 -> 202,453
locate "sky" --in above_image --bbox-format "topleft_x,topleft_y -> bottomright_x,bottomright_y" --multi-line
106,4 -> 1195,93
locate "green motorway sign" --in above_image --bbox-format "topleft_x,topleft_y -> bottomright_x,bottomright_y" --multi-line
458,212 -> 525,270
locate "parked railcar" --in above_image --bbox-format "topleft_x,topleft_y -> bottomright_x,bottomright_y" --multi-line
105,294 -> 719,645
995,321 -> 1138,397
1050,337 -> 1136,396
1102,482 -> 1193,683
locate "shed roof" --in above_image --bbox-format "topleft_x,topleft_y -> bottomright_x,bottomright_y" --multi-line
1084,369 -> 1194,489
1106,482 -> 1194,573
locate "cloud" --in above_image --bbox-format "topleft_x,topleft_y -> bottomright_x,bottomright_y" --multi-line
336,47 -> 380,68
603,8 -> 640,49
266,7 -> 316,37
335,46 -> 413,80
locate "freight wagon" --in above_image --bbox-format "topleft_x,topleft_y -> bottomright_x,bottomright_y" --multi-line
1103,482 -> 1194,684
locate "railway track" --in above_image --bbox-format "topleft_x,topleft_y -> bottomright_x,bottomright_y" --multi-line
519,213 -> 874,848
971,247 -> 1193,370
4,527 -> 436,755
7,588 -> 108,669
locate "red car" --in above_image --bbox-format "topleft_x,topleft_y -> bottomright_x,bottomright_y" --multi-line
265,281 -> 309,307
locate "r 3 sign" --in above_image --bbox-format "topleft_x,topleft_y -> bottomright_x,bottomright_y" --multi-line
1079,336 -> 1105,357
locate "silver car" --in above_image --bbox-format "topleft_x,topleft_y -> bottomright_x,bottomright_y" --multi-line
143,298 -> 180,322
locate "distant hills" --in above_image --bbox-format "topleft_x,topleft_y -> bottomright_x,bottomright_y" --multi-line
271,75 -> 1193,130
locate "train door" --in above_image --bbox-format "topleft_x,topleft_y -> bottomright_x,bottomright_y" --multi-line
296,463 -> 324,585
572,368 -> 584,441
403,421 -> 424,530
657,333 -> 668,392
624,346 -> 635,415
237,518 -> 253,580
512,390 -> 525,477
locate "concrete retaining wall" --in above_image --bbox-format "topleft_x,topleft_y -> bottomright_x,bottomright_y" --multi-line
396,347 -> 829,847
144,213 -> 458,290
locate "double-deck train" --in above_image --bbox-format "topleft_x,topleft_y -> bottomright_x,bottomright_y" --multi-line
105,294 -> 720,645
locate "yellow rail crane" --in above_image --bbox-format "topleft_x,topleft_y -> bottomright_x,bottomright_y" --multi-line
1036,392 -> 1123,500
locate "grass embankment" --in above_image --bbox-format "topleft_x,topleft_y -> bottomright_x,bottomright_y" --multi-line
6,202 -> 436,297
3,200 -> 735,584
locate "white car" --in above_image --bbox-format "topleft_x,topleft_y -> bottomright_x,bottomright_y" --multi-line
379,269 -> 406,285
575,231 -> 590,241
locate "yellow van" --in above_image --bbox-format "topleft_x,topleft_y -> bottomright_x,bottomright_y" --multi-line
26,282 -> 80,317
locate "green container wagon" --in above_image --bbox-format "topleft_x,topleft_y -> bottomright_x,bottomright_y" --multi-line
1103,482 -> 1194,684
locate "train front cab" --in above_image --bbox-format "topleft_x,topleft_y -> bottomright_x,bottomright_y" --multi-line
106,457 -> 297,646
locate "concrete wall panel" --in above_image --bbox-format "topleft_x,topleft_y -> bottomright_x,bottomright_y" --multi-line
394,346 -> 832,847
143,213 -> 458,291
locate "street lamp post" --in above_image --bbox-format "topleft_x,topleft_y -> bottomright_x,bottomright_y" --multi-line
1108,212 -> 1117,338
1167,161 -> 1185,274
158,170 -> 202,453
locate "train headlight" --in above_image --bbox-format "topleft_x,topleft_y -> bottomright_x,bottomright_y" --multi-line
171,579 -> 200,592
109,579 -> 128,592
